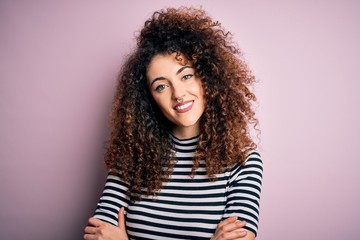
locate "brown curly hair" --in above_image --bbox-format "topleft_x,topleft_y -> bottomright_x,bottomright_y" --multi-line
105,7 -> 259,201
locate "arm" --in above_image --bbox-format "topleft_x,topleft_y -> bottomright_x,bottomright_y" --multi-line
92,171 -> 130,225
222,151 -> 263,238
211,216 -> 255,240
83,171 -> 130,239
84,207 -> 128,240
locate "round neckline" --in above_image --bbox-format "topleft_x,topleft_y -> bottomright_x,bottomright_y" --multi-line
169,132 -> 200,142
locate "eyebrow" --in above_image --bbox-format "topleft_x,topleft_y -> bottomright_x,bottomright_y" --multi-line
149,65 -> 192,87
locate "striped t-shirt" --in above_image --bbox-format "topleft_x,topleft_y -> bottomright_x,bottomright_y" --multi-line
94,134 -> 263,239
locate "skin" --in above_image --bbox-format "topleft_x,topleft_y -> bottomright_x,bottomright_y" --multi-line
146,53 -> 205,139
211,216 -> 256,240
84,212 -> 254,240
84,207 -> 128,240
83,53 -> 256,240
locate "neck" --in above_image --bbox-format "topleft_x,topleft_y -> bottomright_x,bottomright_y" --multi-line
171,125 -> 200,139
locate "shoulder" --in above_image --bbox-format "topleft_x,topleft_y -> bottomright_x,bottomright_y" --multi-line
105,170 -> 130,188
244,149 -> 262,168
229,150 -> 263,180
233,149 -> 262,170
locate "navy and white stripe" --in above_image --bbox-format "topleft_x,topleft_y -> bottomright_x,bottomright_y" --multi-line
94,134 -> 263,239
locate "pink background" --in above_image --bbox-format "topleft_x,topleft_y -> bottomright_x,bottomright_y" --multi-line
1,0 -> 359,239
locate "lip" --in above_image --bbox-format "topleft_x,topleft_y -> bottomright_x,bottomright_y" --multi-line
174,100 -> 194,113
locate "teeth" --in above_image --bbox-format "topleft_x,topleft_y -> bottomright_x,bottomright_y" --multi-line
176,102 -> 192,110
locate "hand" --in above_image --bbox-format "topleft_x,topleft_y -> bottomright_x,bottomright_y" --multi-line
83,207 -> 128,240
211,216 -> 248,240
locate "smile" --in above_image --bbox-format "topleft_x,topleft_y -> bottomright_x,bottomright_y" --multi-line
174,101 -> 194,113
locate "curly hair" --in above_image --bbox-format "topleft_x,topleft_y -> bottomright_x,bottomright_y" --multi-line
104,7 -> 259,201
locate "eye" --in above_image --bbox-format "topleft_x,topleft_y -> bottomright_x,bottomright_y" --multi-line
182,74 -> 193,80
155,84 -> 168,92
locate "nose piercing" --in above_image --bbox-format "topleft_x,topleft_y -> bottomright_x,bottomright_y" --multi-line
176,97 -> 183,103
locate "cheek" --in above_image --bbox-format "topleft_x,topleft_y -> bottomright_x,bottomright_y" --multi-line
196,83 -> 205,102
198,86 -> 206,109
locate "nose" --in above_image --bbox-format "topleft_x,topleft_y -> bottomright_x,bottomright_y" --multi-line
172,81 -> 186,101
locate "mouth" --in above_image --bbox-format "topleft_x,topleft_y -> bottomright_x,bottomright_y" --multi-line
174,100 -> 194,113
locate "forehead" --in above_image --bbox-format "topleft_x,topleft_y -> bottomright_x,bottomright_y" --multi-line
147,53 -> 188,72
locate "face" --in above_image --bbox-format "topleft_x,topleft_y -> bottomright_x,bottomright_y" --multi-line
146,53 -> 205,138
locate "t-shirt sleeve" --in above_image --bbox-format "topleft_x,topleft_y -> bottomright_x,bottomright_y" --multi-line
93,171 -> 130,226
224,150 -> 263,236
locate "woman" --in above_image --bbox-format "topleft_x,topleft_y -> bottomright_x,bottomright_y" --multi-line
84,7 -> 263,240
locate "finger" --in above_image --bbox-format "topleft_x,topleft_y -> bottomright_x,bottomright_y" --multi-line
221,221 -> 247,233
213,228 -> 248,240
227,230 -> 248,239
83,233 -> 96,240
118,207 -> 126,229
88,217 -> 103,227
84,226 -> 97,234
234,220 -> 247,228
217,215 -> 238,228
